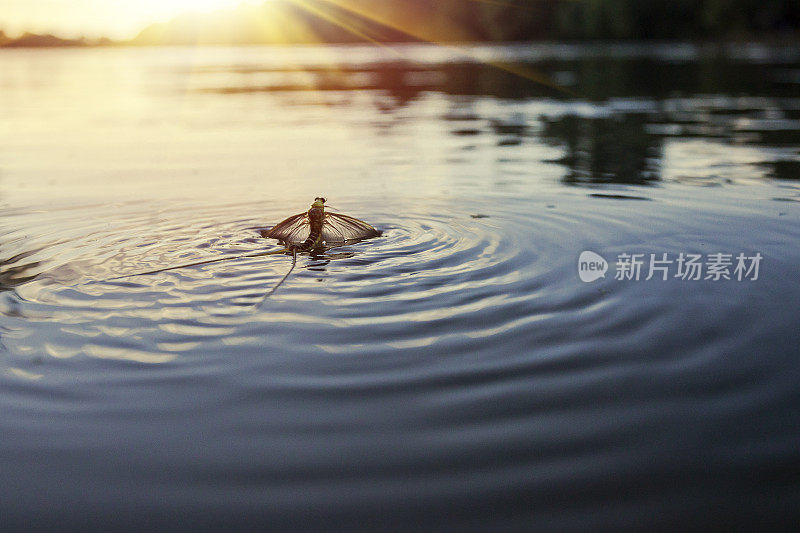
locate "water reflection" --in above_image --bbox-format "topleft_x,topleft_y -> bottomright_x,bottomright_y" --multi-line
542,114 -> 662,185
764,160 -> 800,180
187,45 -> 800,188
0,251 -> 43,291
193,44 -> 800,102
200,61 -> 561,101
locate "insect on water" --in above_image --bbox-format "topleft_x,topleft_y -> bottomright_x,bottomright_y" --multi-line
258,197 -> 381,300
264,197 -> 381,249
108,198 -> 382,302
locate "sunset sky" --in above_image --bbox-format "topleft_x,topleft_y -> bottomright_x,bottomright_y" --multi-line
1,0 -> 260,39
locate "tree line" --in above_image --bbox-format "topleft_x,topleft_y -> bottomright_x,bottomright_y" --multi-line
129,0 -> 800,45
364,0 -> 800,41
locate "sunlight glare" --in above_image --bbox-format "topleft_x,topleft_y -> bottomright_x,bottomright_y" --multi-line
141,0 -> 257,18
1,0 -> 267,39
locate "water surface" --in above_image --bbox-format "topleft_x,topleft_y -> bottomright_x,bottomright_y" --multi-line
1,43 -> 800,529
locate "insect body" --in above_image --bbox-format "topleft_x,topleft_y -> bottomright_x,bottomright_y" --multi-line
264,197 -> 381,250
301,197 -> 326,250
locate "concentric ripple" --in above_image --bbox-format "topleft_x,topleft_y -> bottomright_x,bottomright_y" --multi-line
3,193 -> 798,367
4,190 -> 799,531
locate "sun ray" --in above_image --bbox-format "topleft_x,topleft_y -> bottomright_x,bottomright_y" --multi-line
463,0 -> 542,10
290,0 -> 403,54
302,0 -> 573,95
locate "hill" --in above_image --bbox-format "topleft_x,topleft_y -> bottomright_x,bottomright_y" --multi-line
1,32 -> 87,48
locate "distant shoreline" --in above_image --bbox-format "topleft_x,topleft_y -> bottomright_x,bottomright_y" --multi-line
3,38 -> 799,50
0,32 -> 115,48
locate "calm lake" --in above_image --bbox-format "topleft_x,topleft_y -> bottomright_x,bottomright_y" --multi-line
1,43 -> 800,529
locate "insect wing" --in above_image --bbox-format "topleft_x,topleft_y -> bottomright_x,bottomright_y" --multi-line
263,212 -> 310,244
321,212 -> 381,243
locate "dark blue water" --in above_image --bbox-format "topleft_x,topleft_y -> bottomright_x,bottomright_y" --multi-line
1,43 -> 800,529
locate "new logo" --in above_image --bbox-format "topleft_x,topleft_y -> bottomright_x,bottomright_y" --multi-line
578,250 -> 608,282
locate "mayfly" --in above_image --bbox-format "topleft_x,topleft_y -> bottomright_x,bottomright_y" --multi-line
107,197 -> 381,300
264,197 -> 381,248
257,196 -> 381,298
